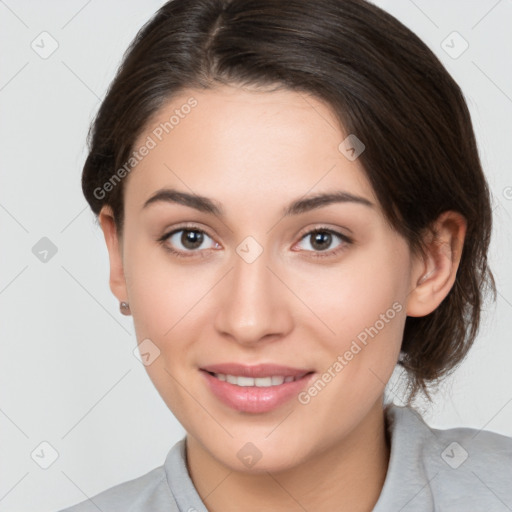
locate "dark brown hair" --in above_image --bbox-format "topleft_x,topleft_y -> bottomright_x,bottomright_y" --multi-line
81,0 -> 496,403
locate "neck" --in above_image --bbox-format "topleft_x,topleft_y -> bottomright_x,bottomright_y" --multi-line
186,398 -> 391,512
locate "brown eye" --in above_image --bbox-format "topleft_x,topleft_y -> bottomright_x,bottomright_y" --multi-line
180,230 -> 204,250
310,231 -> 333,251
295,228 -> 352,258
163,228 -> 217,253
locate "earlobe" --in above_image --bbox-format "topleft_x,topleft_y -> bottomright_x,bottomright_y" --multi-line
406,211 -> 467,317
98,206 -> 128,305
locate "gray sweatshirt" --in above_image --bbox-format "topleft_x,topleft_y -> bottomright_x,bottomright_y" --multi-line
57,404 -> 512,511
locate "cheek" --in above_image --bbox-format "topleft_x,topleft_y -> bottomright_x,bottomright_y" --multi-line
122,241 -> 208,422
298,240 -> 409,367
307,256 -> 404,320
123,234 -> 209,333
294,261 -> 407,416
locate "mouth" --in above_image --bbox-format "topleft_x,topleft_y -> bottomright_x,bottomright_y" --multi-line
203,371 -> 312,387
199,364 -> 316,413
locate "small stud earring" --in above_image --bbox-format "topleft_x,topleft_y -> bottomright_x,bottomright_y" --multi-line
120,301 -> 131,315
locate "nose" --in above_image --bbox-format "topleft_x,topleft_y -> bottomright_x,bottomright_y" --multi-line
213,248 -> 294,346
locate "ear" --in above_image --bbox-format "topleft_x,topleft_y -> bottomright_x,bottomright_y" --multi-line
406,211 -> 467,317
98,206 -> 128,303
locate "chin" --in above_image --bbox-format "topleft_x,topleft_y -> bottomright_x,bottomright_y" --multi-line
199,433 -> 309,474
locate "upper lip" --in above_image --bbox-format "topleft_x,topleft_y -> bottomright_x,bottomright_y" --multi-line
200,363 -> 314,378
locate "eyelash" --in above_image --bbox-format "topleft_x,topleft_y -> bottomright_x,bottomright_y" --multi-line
157,224 -> 353,260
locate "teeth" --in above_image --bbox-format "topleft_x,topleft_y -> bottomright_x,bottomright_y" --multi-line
272,376 -> 285,385
213,373 -> 301,387
226,374 -> 237,384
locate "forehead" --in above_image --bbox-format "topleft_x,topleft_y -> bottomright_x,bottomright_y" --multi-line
125,85 -> 376,211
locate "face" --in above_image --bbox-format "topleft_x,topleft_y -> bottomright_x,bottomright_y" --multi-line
104,85 -> 424,473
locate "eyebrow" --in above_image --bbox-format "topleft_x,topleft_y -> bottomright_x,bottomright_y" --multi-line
142,188 -> 374,216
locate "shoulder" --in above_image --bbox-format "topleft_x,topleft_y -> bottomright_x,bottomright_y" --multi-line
392,404 -> 512,470
56,454 -> 179,512
384,404 -> 512,509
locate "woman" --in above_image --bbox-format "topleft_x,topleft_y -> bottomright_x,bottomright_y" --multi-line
60,0 -> 512,510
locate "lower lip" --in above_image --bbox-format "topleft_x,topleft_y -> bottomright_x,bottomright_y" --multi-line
200,370 -> 315,413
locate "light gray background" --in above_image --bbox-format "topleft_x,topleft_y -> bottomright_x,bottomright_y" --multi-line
0,1 -> 511,511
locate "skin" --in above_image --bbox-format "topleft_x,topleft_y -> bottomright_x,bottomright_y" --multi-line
99,85 -> 466,512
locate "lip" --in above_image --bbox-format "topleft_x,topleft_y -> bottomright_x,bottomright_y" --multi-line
199,364 -> 316,413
